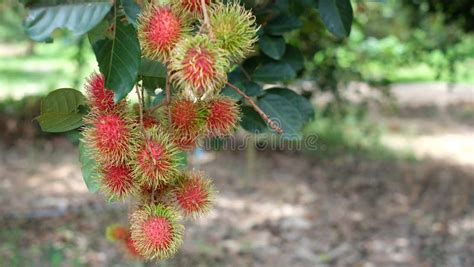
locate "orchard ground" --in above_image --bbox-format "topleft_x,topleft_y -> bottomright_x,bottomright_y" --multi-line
1,42 -> 473,266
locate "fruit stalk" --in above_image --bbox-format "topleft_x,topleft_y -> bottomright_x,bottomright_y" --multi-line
226,82 -> 283,134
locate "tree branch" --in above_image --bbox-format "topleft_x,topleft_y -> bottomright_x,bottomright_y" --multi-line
226,82 -> 283,134
200,0 -> 215,39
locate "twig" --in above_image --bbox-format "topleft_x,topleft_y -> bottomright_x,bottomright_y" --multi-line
200,0 -> 215,39
226,82 -> 283,134
135,85 -> 145,133
239,65 -> 252,81
148,100 -> 169,113
165,73 -> 172,123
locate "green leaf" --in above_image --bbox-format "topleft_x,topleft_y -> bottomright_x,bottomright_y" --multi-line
221,86 -> 243,101
265,88 -> 314,122
259,35 -> 286,60
121,0 -> 141,26
24,0 -> 112,41
92,16 -> 141,102
258,93 -> 304,140
241,81 -> 264,97
79,140 -> 100,193
37,88 -> 86,133
37,113 -> 84,133
264,15 -> 303,36
222,80 -> 263,100
319,0 -> 353,38
240,106 -> 268,134
152,91 -> 166,106
139,59 -> 167,78
252,62 -> 296,83
142,77 -> 166,95
282,45 -> 304,73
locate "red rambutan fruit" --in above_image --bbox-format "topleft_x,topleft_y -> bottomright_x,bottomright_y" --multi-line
83,112 -> 137,165
174,0 -> 211,17
125,233 -> 143,259
137,4 -> 189,62
169,97 -> 207,131
173,170 -> 214,217
106,224 -> 129,242
85,73 -> 123,112
205,96 -> 240,137
170,34 -> 229,97
132,127 -> 181,188
130,204 -> 184,260
100,164 -> 136,200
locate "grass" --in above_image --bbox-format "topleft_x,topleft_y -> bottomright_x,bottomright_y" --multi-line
302,107 -> 417,162
0,40 -> 95,100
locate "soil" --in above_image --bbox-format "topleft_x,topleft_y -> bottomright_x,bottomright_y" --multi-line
0,82 -> 473,267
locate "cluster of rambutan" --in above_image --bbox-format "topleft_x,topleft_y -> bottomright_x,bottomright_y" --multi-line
82,73 -> 240,260
82,0 -> 257,261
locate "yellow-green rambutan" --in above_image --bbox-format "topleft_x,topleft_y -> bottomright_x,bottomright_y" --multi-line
208,1 -> 259,62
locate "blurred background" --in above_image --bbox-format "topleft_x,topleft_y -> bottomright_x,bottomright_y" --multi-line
0,0 -> 473,266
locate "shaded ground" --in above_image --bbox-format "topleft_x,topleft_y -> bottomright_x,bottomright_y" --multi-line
0,83 -> 473,266
1,139 -> 473,266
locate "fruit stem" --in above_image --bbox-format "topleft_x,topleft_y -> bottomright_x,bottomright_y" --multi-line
200,0 -> 215,40
226,82 -> 283,134
148,100 -> 169,113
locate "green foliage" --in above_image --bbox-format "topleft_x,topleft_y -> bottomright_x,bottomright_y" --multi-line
79,140 -> 100,193
37,88 -> 86,133
91,12 -> 141,102
318,0 -> 353,38
23,0 -> 112,41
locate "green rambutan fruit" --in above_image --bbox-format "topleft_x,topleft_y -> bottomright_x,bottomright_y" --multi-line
205,96 -> 240,137
82,111 -> 138,165
208,1 -> 259,62
129,204 -> 184,260
132,127 -> 181,189
173,170 -> 215,218
169,34 -> 230,97
137,3 -> 190,62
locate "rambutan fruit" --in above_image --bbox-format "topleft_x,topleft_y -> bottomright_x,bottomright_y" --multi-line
142,113 -> 160,129
129,204 -> 184,260
137,4 -> 189,62
173,170 -> 214,217
85,73 -> 123,112
100,163 -> 136,200
106,224 -> 129,242
173,0 -> 211,18
209,2 -> 259,62
205,96 -> 240,137
167,98 -> 207,150
125,233 -> 143,259
83,112 -> 137,165
132,127 -> 181,188
172,131 -> 199,151
169,34 -> 229,97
